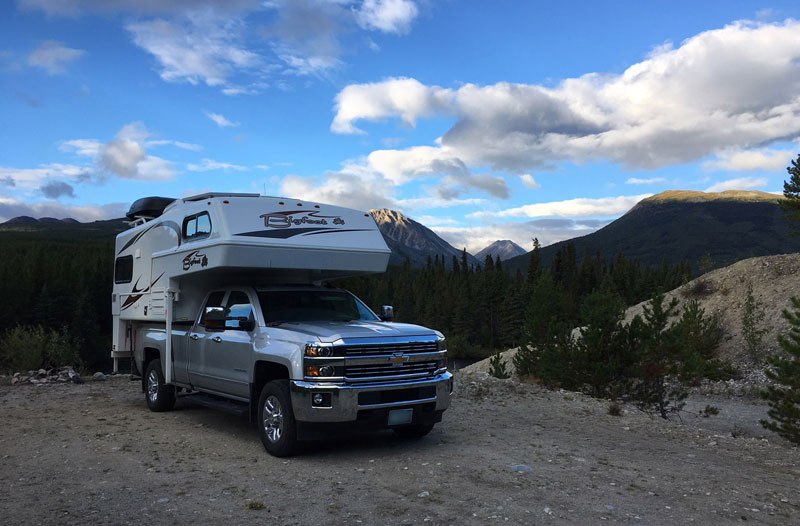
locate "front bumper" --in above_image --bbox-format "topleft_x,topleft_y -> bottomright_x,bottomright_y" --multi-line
290,371 -> 453,423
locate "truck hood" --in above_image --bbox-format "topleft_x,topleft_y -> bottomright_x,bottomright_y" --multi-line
269,320 -> 438,343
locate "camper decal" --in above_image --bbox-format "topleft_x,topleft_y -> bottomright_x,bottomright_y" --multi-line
117,220 -> 182,255
182,250 -> 208,271
120,272 -> 165,311
260,210 -> 345,229
235,228 -> 370,239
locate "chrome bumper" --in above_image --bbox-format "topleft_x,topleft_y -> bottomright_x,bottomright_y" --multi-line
290,372 -> 453,422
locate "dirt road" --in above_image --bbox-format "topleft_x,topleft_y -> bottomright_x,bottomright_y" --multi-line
0,373 -> 797,525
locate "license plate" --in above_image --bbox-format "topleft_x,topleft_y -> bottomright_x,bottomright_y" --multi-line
388,408 -> 413,426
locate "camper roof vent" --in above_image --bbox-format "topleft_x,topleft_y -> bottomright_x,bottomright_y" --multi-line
126,196 -> 176,222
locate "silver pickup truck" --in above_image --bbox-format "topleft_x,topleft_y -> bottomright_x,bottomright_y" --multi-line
137,285 -> 453,456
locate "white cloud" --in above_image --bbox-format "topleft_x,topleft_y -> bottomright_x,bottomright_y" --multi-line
626,177 -> 667,185
27,40 -> 85,74
520,174 -> 541,189
702,148 -> 795,172
60,139 -> 102,157
0,164 -> 89,189
18,0 -> 260,17
127,15 -> 260,89
331,77 -> 453,134
204,111 -> 240,127
355,0 -> 419,35
280,170 -> 398,211
145,139 -> 203,151
331,21 -> 800,175
472,194 -> 652,220
186,158 -> 249,172
705,177 -> 767,192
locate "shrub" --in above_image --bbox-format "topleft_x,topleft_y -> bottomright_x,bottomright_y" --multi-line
741,281 -> 767,363
0,325 -> 79,372
488,351 -> 510,379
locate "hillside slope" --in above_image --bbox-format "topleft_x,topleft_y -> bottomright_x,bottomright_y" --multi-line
505,190 -> 798,274
369,208 -> 481,268
474,239 -> 526,262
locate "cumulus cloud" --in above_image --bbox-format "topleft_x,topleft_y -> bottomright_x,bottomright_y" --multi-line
204,111 -> 240,127
27,40 -> 85,74
62,122 -> 179,181
705,177 -> 767,192
702,148 -> 795,172
186,158 -> 249,172
355,0 -> 419,34
40,181 -> 75,198
434,218 -> 610,254
0,195 -> 126,223
626,177 -> 667,185
280,170 -> 398,211
472,194 -> 652,220
332,21 -> 800,174
332,77 -> 453,134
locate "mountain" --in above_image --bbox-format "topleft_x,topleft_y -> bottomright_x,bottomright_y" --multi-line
0,216 -> 129,241
369,208 -> 481,268
504,190 -> 800,274
474,240 -> 527,262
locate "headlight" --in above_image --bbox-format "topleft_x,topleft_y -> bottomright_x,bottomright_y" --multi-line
437,338 -> 447,352
305,343 -> 333,357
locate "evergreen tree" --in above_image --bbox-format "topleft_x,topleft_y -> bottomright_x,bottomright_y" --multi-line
782,153 -> 800,223
760,297 -> 800,444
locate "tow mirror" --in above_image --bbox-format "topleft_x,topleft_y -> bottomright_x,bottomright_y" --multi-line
380,305 -> 394,322
204,306 -> 226,330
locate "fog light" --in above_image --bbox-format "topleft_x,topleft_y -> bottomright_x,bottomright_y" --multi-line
319,365 -> 335,377
311,392 -> 331,407
312,393 -> 324,405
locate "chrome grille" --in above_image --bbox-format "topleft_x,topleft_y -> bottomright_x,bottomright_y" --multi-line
341,341 -> 438,357
345,360 -> 438,380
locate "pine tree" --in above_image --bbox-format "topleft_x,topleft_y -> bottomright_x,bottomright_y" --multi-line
782,153 -> 800,223
760,297 -> 800,444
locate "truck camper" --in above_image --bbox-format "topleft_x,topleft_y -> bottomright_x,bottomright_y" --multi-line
112,193 -> 452,456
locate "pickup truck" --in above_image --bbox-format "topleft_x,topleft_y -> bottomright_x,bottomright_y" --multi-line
137,284 -> 453,456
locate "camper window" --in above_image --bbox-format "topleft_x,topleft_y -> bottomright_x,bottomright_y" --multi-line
114,255 -> 133,284
183,212 -> 212,241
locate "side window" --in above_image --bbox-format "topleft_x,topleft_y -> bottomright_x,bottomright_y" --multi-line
183,212 -> 212,241
114,256 -> 133,284
225,291 -> 254,331
199,291 -> 226,326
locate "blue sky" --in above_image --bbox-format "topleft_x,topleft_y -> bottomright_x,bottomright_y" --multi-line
2,1 -> 800,253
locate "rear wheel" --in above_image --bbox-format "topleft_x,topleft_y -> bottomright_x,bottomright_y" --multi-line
393,423 -> 434,440
144,359 -> 176,412
258,380 -> 298,457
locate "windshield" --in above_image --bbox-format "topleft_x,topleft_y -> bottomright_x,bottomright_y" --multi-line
257,290 -> 379,324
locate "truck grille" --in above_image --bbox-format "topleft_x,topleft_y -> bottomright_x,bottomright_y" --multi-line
341,341 -> 438,357
344,360 -> 439,381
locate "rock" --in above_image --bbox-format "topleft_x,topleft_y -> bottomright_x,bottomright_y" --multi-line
510,464 -> 533,473
11,376 -> 20,385
417,491 -> 430,498
71,373 -> 83,385
93,372 -> 107,381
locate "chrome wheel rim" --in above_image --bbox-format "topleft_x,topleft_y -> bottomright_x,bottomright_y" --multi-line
147,370 -> 159,403
263,395 -> 283,443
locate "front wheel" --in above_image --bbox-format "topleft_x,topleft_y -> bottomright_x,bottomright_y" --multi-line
144,359 -> 176,412
393,423 -> 434,440
258,380 -> 298,457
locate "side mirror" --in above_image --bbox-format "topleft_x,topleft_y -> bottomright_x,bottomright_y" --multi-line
204,306 -> 227,330
380,305 -> 394,322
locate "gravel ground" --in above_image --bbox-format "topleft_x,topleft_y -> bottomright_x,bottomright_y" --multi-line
1,373 -> 797,525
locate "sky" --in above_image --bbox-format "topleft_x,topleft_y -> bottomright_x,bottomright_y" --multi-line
2,0 -> 800,253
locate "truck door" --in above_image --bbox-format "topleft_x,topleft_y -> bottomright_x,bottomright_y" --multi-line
187,290 -> 254,399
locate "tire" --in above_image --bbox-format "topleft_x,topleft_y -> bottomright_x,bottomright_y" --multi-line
257,380 -> 298,457
144,359 -> 176,412
393,423 -> 434,440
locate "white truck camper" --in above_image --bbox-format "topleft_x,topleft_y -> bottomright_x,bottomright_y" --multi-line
111,193 -> 452,456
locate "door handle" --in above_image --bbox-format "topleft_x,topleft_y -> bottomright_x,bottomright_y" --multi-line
211,336 -> 222,343
189,334 -> 199,341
